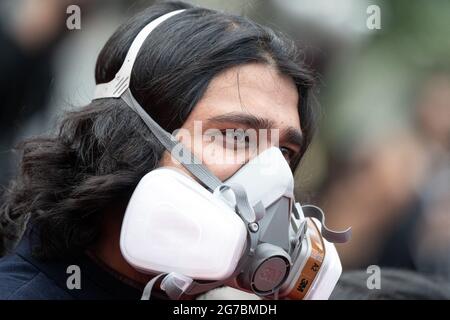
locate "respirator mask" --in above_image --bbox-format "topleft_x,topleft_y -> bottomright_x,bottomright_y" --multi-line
93,9 -> 351,300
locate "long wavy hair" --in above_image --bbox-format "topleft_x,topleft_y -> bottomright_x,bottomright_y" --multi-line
0,1 -> 316,259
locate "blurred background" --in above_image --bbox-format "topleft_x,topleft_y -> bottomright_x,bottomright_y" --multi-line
0,0 -> 449,290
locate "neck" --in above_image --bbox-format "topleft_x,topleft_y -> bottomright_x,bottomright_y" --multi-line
88,206 -> 153,286
87,205 -> 196,300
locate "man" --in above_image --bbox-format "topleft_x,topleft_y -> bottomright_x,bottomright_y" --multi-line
0,1 -> 315,299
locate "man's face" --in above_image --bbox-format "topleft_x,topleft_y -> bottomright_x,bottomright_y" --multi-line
159,62 -> 303,180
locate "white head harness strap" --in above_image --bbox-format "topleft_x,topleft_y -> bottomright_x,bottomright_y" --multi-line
94,9 -> 186,99
93,9 -> 223,192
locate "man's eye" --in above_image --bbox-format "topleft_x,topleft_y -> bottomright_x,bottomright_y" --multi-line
280,146 -> 295,162
221,129 -> 250,149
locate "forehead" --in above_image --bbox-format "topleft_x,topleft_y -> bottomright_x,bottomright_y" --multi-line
185,63 -> 301,130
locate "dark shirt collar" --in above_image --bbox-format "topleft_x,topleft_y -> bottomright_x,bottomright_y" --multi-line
15,233 -> 164,300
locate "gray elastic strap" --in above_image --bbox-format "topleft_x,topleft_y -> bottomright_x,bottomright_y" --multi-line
252,201 -> 266,222
141,273 -> 167,300
93,8 -> 221,192
219,182 -> 256,223
160,276 -> 190,300
179,280 -> 225,297
301,204 -> 352,243
121,90 -> 222,191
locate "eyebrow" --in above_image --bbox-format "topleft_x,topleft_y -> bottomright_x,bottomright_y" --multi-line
207,112 -> 273,130
206,112 -> 304,151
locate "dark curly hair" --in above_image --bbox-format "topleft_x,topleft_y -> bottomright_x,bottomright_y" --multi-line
0,1 -> 316,259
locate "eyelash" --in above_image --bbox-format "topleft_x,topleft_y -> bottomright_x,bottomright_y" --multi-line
279,146 -> 296,162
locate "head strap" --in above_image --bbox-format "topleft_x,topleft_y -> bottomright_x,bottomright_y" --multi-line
94,10 -> 186,99
93,9 -> 222,192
